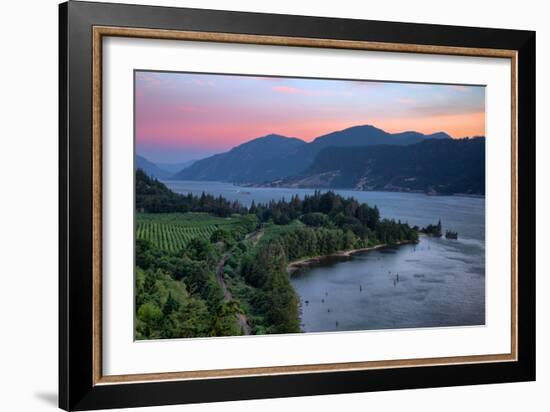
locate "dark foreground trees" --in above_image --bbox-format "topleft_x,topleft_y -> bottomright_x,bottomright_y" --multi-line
135,238 -> 239,339
240,241 -> 300,334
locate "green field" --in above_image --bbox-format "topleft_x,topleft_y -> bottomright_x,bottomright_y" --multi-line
137,213 -> 257,253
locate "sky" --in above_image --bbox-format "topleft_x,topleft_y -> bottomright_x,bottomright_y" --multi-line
135,71 -> 485,163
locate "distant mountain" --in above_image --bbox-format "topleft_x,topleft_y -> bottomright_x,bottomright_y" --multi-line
276,137 -> 485,195
173,134 -> 307,182
174,125 -> 451,183
136,155 -> 172,179
157,160 -> 196,175
308,125 -> 450,151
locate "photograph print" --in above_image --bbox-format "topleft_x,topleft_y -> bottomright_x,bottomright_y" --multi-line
134,71 -> 485,340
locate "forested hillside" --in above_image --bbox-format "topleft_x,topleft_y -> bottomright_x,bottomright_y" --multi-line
279,137 -> 485,195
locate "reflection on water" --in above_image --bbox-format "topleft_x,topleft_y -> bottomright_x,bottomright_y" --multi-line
165,180 -> 485,332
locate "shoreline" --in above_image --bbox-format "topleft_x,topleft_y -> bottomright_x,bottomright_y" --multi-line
287,240 -> 416,274
164,180 -> 485,200
239,183 -> 485,199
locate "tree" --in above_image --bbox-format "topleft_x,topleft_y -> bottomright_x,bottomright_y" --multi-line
300,212 -> 329,227
137,302 -> 163,337
185,238 -> 215,262
210,227 -> 233,244
211,301 -> 242,336
343,230 -> 357,249
163,292 -> 179,316
262,270 -> 300,334
368,206 -> 380,229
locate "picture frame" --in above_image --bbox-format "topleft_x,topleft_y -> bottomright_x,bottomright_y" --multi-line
59,1 -> 536,410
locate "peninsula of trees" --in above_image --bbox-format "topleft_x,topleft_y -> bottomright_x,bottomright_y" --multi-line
135,169 -> 420,339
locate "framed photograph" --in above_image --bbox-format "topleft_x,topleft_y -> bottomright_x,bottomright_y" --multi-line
59,1 -> 535,410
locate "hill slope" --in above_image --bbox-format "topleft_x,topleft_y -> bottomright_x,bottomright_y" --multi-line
136,155 -> 172,179
156,160 -> 195,175
173,134 -> 307,182
277,137 -> 485,195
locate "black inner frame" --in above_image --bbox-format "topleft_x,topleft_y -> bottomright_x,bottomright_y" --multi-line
59,1 -> 536,410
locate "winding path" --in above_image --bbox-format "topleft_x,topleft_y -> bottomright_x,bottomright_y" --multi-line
216,253 -> 252,335
215,228 -> 264,336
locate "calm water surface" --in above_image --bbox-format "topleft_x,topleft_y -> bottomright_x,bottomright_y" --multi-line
165,180 -> 485,332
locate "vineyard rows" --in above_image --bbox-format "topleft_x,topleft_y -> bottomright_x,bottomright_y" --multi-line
136,213 -> 253,253
136,222 -> 221,252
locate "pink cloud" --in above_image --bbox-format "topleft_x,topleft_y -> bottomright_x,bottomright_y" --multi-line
272,85 -> 303,94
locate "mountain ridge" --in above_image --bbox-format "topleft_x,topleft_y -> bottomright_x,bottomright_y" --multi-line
172,124 -> 453,183
172,133 -> 306,183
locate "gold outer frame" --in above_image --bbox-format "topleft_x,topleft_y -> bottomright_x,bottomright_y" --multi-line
92,26 -> 518,386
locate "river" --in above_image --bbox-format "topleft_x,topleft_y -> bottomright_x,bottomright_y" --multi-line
165,180 -> 485,332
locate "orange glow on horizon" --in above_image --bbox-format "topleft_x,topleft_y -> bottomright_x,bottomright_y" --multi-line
137,111 -> 485,150
370,111 -> 486,139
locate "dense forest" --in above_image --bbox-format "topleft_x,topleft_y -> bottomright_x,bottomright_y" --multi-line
135,170 -> 420,339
